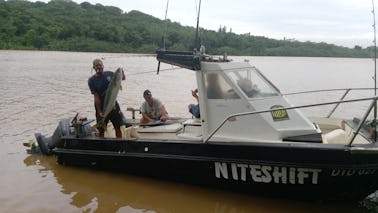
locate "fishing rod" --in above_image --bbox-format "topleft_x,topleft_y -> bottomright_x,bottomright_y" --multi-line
90,66 -> 182,76
372,0 -> 377,141
129,67 -> 182,76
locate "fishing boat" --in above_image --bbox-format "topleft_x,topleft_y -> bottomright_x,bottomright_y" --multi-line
29,49 -> 378,201
28,1 -> 378,201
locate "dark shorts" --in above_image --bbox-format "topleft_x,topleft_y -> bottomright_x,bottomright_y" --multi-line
96,103 -> 125,133
189,104 -> 200,118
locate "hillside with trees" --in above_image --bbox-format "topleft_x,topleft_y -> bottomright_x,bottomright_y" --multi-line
0,0 -> 374,57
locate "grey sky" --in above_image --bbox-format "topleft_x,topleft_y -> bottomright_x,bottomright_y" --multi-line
34,0 -> 375,47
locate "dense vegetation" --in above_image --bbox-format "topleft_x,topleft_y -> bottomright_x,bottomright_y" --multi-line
0,0 -> 374,57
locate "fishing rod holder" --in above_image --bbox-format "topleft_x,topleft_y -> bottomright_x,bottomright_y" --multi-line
127,107 -> 141,120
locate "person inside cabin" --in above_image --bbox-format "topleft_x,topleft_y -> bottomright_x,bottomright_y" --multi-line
88,58 -> 126,138
238,78 -> 254,96
140,90 -> 169,124
237,78 -> 261,98
206,73 -> 223,99
188,88 -> 200,118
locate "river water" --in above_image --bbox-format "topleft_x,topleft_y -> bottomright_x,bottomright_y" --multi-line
0,50 -> 377,212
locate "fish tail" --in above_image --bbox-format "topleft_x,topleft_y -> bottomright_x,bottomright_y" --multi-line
93,119 -> 107,131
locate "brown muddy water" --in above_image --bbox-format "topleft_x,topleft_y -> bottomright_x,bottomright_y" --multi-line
0,50 -> 377,212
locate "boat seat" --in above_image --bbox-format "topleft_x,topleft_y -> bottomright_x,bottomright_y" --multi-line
177,118 -> 202,139
138,123 -> 183,133
182,119 -> 202,133
322,129 -> 348,144
183,118 -> 201,126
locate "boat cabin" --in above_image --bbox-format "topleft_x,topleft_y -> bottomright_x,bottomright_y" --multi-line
104,50 -> 371,145
183,61 -> 320,142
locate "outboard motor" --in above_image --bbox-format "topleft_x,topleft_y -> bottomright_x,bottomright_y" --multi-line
34,115 -> 93,155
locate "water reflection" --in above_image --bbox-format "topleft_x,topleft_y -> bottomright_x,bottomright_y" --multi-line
23,154 -> 363,213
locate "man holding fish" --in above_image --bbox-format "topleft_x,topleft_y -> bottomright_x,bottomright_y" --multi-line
88,59 -> 125,138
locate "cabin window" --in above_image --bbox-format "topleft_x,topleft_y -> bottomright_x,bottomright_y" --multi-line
205,73 -> 240,99
227,69 -> 279,98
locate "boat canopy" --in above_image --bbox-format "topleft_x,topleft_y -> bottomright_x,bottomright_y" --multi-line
156,50 -> 201,70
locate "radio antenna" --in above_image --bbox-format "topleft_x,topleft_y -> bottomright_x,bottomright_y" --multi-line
162,0 -> 169,49
194,0 -> 202,51
372,0 -> 377,141
157,0 -> 169,75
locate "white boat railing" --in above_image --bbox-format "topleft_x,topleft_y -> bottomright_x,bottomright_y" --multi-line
283,87 -> 378,118
204,95 -> 378,146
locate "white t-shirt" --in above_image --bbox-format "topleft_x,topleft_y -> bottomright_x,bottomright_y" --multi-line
141,98 -> 163,119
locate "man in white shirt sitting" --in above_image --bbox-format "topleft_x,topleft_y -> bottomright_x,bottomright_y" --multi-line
140,90 -> 168,124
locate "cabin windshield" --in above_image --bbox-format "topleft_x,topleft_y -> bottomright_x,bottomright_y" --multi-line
205,73 -> 241,99
226,68 -> 280,99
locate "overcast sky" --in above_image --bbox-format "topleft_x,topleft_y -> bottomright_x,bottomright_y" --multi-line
34,0 -> 376,47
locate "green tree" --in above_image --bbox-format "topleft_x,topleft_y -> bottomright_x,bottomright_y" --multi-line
0,0 -> 373,57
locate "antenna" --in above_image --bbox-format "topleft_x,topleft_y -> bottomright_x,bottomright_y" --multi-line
194,0 -> 202,51
372,0 -> 377,141
162,0 -> 169,49
157,0 -> 169,75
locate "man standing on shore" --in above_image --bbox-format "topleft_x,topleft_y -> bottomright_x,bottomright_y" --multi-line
88,59 -> 125,138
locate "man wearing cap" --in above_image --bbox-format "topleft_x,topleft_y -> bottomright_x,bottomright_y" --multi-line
88,58 -> 126,138
140,90 -> 168,124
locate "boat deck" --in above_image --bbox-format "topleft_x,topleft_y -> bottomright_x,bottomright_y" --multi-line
99,117 -> 373,145
104,118 -> 202,142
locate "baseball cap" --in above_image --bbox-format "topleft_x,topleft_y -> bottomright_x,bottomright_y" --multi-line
143,89 -> 152,97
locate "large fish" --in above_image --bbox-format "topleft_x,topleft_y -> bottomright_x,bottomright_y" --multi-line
102,68 -> 122,120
